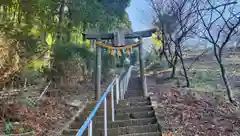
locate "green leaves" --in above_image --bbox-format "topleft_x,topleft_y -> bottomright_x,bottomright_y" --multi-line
53,42 -> 94,62
0,0 -> 132,41
70,0 -> 131,31
0,0 -> 133,86
3,120 -> 14,135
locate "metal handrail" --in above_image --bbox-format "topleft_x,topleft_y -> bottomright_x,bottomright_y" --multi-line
119,66 -> 133,99
75,65 -> 133,136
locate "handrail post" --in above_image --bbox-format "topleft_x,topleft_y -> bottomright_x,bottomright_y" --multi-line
88,120 -> 92,136
123,77 -> 125,94
111,86 -> 115,122
125,76 -> 127,93
75,77 -> 117,136
126,67 -> 131,88
124,76 -> 127,94
116,75 -> 119,103
123,77 -> 125,95
121,80 -> 124,99
104,98 -> 107,136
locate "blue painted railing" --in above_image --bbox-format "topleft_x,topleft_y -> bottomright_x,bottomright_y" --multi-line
76,66 -> 133,136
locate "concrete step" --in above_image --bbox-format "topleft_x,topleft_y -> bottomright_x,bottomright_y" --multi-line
91,110 -> 156,120
70,117 -> 157,129
72,114 -> 131,128
97,124 -> 160,136
119,132 -> 161,136
125,95 -> 145,98
127,101 -> 151,106
64,123 -> 159,136
125,94 -> 144,98
71,111 -> 156,129
85,100 -> 151,111
125,90 -> 144,96
95,117 -> 158,128
116,106 -> 153,114
126,97 -> 149,103
62,129 -> 87,136
125,90 -> 144,93
85,105 -> 153,116
70,111 -> 155,129
62,96 -> 158,136
129,111 -> 155,119
85,100 -> 128,110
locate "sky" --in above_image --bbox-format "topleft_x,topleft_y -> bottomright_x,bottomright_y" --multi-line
126,0 -> 240,51
125,0 -> 206,51
126,0 -> 154,53
126,0 -> 153,31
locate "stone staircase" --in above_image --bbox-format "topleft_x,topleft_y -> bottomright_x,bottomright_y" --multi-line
61,71 -> 161,136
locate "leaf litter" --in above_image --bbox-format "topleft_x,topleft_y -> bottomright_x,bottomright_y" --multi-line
150,86 -> 240,136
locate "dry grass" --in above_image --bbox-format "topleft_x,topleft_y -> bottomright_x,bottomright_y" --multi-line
0,32 -> 21,85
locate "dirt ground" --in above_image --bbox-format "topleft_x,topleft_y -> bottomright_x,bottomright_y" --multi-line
145,54 -> 240,135
0,82 -> 95,136
147,77 -> 240,136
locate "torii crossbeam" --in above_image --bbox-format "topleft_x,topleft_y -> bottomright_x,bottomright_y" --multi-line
83,28 -> 158,100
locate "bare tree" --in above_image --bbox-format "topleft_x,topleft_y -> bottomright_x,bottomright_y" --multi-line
197,0 -> 240,105
149,0 -> 201,87
148,0 -> 179,78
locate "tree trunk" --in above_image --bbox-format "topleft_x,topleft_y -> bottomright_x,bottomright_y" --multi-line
57,0 -> 65,41
163,48 -> 173,68
2,5 -> 7,21
17,5 -> 22,25
176,44 -> 190,87
66,3 -> 73,42
218,61 -> 235,103
214,47 -> 236,105
82,21 -> 87,32
12,4 -> 17,23
178,52 -> 190,87
159,48 -> 164,61
170,51 -> 178,78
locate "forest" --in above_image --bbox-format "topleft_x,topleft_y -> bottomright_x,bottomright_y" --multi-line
0,0 -> 135,88
0,0 -> 134,135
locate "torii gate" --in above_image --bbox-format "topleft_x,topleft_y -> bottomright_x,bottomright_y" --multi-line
83,28 -> 158,100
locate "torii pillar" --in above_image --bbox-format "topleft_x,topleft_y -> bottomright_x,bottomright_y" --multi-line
83,28 -> 157,100
138,36 -> 148,97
